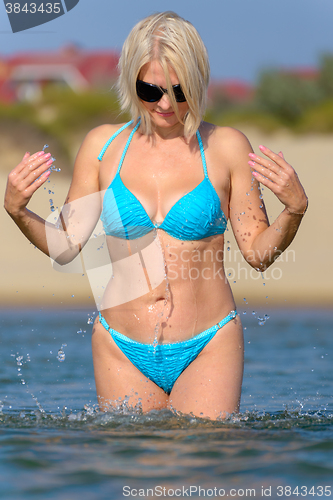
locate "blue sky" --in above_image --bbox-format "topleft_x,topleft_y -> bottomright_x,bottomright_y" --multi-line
1,0 -> 333,82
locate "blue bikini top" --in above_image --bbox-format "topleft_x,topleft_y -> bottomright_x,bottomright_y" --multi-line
98,121 -> 227,241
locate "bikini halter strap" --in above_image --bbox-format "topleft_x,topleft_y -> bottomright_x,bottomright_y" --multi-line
196,129 -> 208,178
98,119 -> 208,179
97,120 -> 134,161
116,121 -> 141,174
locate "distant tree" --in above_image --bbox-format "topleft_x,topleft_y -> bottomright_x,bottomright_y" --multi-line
318,54 -> 333,99
256,70 -> 322,123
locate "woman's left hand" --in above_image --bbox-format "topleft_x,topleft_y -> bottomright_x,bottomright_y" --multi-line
248,145 -> 308,214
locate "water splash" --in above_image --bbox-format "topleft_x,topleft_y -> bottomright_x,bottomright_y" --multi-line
151,230 -> 170,351
11,353 -> 31,386
9,353 -> 46,414
0,403 -> 332,431
87,312 -> 96,325
257,314 -> 270,326
57,344 -> 67,362
42,144 -> 61,175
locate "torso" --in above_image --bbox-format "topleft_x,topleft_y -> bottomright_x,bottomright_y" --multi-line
97,122 -> 236,344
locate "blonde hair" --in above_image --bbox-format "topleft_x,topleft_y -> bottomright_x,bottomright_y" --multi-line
117,11 -> 210,138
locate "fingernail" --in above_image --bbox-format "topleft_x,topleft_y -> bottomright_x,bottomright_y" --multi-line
44,152 -> 51,159
248,153 -> 255,158
248,161 -> 255,166
46,159 -> 54,166
37,151 -> 45,156
252,171 -> 258,177
259,145 -> 265,151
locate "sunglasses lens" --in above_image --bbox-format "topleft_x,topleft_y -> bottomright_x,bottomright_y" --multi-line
136,81 -> 162,102
173,85 -> 186,102
136,80 -> 187,103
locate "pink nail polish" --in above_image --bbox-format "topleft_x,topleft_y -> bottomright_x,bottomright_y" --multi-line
45,158 -> 53,166
248,161 -> 255,166
248,153 -> 255,158
259,145 -> 265,151
44,153 -> 51,159
252,171 -> 258,176
37,151 -> 45,156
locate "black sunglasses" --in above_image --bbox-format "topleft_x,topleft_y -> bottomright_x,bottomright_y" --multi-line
136,79 -> 186,103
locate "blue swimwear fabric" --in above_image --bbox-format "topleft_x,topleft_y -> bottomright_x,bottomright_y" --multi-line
99,310 -> 237,394
98,120 -> 227,241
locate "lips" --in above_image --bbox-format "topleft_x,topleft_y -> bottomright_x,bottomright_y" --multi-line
155,111 -> 175,118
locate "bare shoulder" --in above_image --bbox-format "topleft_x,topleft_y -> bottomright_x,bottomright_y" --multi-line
202,122 -> 253,154
80,122 -> 128,158
200,122 -> 254,177
66,123 -> 128,201
74,122 -> 128,172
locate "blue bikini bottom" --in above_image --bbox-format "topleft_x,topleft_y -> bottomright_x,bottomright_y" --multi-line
99,310 -> 237,394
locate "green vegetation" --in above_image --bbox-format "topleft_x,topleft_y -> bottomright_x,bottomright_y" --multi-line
0,86 -> 128,171
205,53 -> 333,133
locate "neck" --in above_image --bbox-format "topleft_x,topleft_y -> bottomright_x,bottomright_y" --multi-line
153,122 -> 187,141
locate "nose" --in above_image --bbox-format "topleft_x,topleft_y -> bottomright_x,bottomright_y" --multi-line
158,92 -> 172,109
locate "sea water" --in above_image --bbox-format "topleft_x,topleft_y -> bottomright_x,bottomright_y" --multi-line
0,308 -> 332,499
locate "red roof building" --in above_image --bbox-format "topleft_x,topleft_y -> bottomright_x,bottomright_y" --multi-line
208,79 -> 254,104
0,45 -> 119,103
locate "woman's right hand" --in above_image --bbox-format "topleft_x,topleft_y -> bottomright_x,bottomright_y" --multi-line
4,151 -> 53,218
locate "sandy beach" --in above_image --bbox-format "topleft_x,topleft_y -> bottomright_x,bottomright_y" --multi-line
1,127 -> 332,308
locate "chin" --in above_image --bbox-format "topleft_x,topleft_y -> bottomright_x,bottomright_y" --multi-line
153,112 -> 181,127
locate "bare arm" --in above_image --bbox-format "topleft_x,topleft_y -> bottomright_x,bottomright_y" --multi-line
226,130 -> 307,270
4,126 -> 109,263
4,150 -> 54,255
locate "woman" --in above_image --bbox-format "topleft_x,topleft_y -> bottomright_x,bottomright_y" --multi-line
4,12 -> 307,419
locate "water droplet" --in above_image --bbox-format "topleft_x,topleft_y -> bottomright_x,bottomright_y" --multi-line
16,355 -> 23,366
87,313 -> 95,325
57,344 -> 67,362
257,313 -> 269,326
